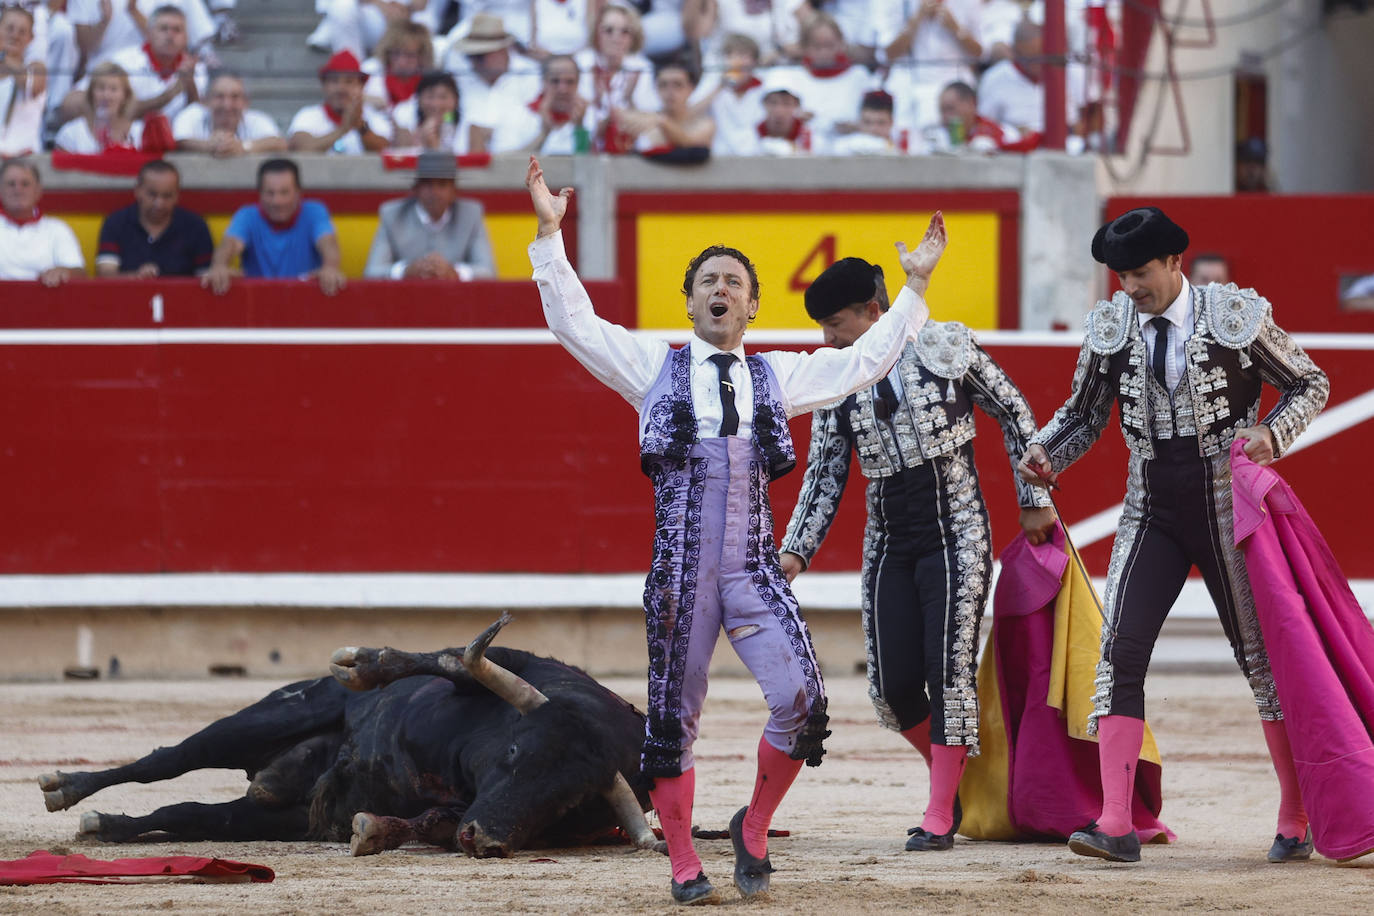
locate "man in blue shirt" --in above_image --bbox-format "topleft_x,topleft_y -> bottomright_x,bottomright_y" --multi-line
202,158 -> 345,295
96,161 -> 214,278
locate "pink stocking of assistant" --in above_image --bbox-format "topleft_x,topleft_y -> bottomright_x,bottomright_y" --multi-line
649,769 -> 702,884
741,736 -> 804,858
1095,714 -> 1145,836
1260,718 -> 1308,838
919,744 -> 968,835
900,718 -> 933,769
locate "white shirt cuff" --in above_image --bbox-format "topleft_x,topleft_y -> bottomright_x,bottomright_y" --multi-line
389,260 -> 408,279
528,230 -> 566,268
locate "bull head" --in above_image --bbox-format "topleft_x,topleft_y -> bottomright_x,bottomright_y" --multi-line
463,614 -> 666,856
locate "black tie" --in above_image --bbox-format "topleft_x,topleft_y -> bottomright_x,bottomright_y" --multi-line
708,353 -> 739,437
1150,317 -> 1170,389
874,376 -> 899,421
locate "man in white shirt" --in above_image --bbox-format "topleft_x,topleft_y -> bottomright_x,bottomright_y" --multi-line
487,54 -> 593,155
288,49 -> 392,153
524,155 -> 943,905
69,0 -> 215,70
0,159 -> 83,285
977,17 -> 1086,143
877,0 -> 982,132
174,72 -> 286,155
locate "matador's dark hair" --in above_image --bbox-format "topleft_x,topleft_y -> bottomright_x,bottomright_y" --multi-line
681,246 -> 760,301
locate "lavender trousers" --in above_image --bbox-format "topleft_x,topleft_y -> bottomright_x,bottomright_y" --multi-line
641,438 -> 827,777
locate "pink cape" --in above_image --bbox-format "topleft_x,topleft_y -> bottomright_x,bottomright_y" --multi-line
0,851 -> 274,885
1231,440 -> 1374,861
961,527 -> 1172,843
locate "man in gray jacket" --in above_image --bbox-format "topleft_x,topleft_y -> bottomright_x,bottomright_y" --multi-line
364,150 -> 496,280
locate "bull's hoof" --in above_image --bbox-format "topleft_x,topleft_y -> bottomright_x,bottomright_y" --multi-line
350,812 -> 386,857
78,812 -> 102,836
39,772 -> 75,811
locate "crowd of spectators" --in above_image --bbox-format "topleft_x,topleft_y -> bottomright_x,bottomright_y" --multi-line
0,0 -> 1116,160
0,153 -> 496,285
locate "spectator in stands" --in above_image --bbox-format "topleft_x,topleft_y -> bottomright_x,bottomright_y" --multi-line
289,50 -> 392,154
878,0 -> 982,133
684,0 -> 800,68
363,149 -> 494,279
794,0 -> 880,67
576,2 -> 657,152
70,0 -> 216,70
528,0 -> 593,58
753,70 -> 808,156
830,89 -> 901,155
0,6 -> 47,156
203,158 -> 345,295
918,79 -> 1005,152
698,32 -> 765,157
614,57 -> 714,161
362,20 -> 432,118
315,0 -> 429,59
392,70 -> 471,152
980,0 -> 1028,63
26,0 -> 80,122
1235,137 -> 1272,193
785,14 -> 874,153
0,158 -> 83,284
446,0 -> 537,53
977,17 -> 1086,148
173,73 -> 287,156
487,55 -> 594,154
114,6 -> 207,121
639,0 -> 687,62
450,15 -> 540,154
54,62 -> 145,152
95,160 -> 213,277
1188,252 -> 1230,286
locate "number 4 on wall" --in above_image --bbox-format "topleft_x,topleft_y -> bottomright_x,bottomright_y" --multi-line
788,234 -> 837,292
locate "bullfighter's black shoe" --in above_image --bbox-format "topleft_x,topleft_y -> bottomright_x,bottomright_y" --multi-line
953,794 -> 963,834
905,826 -> 955,851
670,872 -> 720,906
729,806 -> 775,899
1068,822 -> 1142,862
1268,828 -> 1313,863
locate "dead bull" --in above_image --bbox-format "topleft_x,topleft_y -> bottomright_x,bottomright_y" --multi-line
39,614 -> 665,858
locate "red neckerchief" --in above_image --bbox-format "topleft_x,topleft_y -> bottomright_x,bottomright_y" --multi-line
971,115 -> 1005,144
804,55 -> 851,79
385,73 -> 420,104
143,43 -> 185,81
2,207 -> 41,227
757,119 -> 802,141
322,104 -> 344,125
257,204 -> 301,232
96,122 -> 137,151
731,75 -> 762,97
527,93 -> 572,124
1013,61 -> 1041,85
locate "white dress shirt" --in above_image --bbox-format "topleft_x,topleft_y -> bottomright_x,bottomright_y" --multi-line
529,231 -> 929,441
1139,278 -> 1193,392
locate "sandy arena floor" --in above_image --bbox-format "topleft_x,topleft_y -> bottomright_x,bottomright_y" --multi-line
0,670 -> 1369,913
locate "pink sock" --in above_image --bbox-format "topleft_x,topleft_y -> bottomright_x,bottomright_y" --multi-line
1095,715 -> 1144,836
1260,719 -> 1308,838
900,719 -> 934,769
649,769 -> 702,884
919,744 -> 968,835
741,736 -> 804,858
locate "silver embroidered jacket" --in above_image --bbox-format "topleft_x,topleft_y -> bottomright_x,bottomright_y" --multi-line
1033,283 -> 1329,468
780,321 -> 1051,568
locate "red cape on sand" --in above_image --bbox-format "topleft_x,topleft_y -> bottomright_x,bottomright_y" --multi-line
0,851 -> 274,885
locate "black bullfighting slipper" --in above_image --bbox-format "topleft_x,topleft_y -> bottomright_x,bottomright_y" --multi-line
1068,822 -> 1141,863
1268,828 -> 1313,863
670,872 -> 721,906
953,794 -> 963,834
905,826 -> 955,851
729,806 -> 775,899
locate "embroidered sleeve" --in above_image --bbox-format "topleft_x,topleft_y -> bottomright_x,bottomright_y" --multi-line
1250,316 -> 1329,458
964,343 -> 1052,509
1030,339 -> 1116,473
779,406 -> 853,568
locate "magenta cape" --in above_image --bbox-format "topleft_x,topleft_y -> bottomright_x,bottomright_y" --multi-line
960,527 -> 1172,842
1231,441 -> 1374,861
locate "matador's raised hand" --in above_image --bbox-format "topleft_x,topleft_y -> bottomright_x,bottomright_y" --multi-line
526,156 -> 573,238
894,211 -> 947,293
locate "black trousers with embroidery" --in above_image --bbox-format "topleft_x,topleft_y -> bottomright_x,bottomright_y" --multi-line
860,443 -> 991,747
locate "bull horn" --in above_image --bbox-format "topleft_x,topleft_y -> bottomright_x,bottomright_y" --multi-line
603,771 -> 668,855
463,612 -> 549,715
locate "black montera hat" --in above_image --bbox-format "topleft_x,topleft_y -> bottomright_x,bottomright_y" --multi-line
1091,206 -> 1189,272
805,257 -> 881,320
